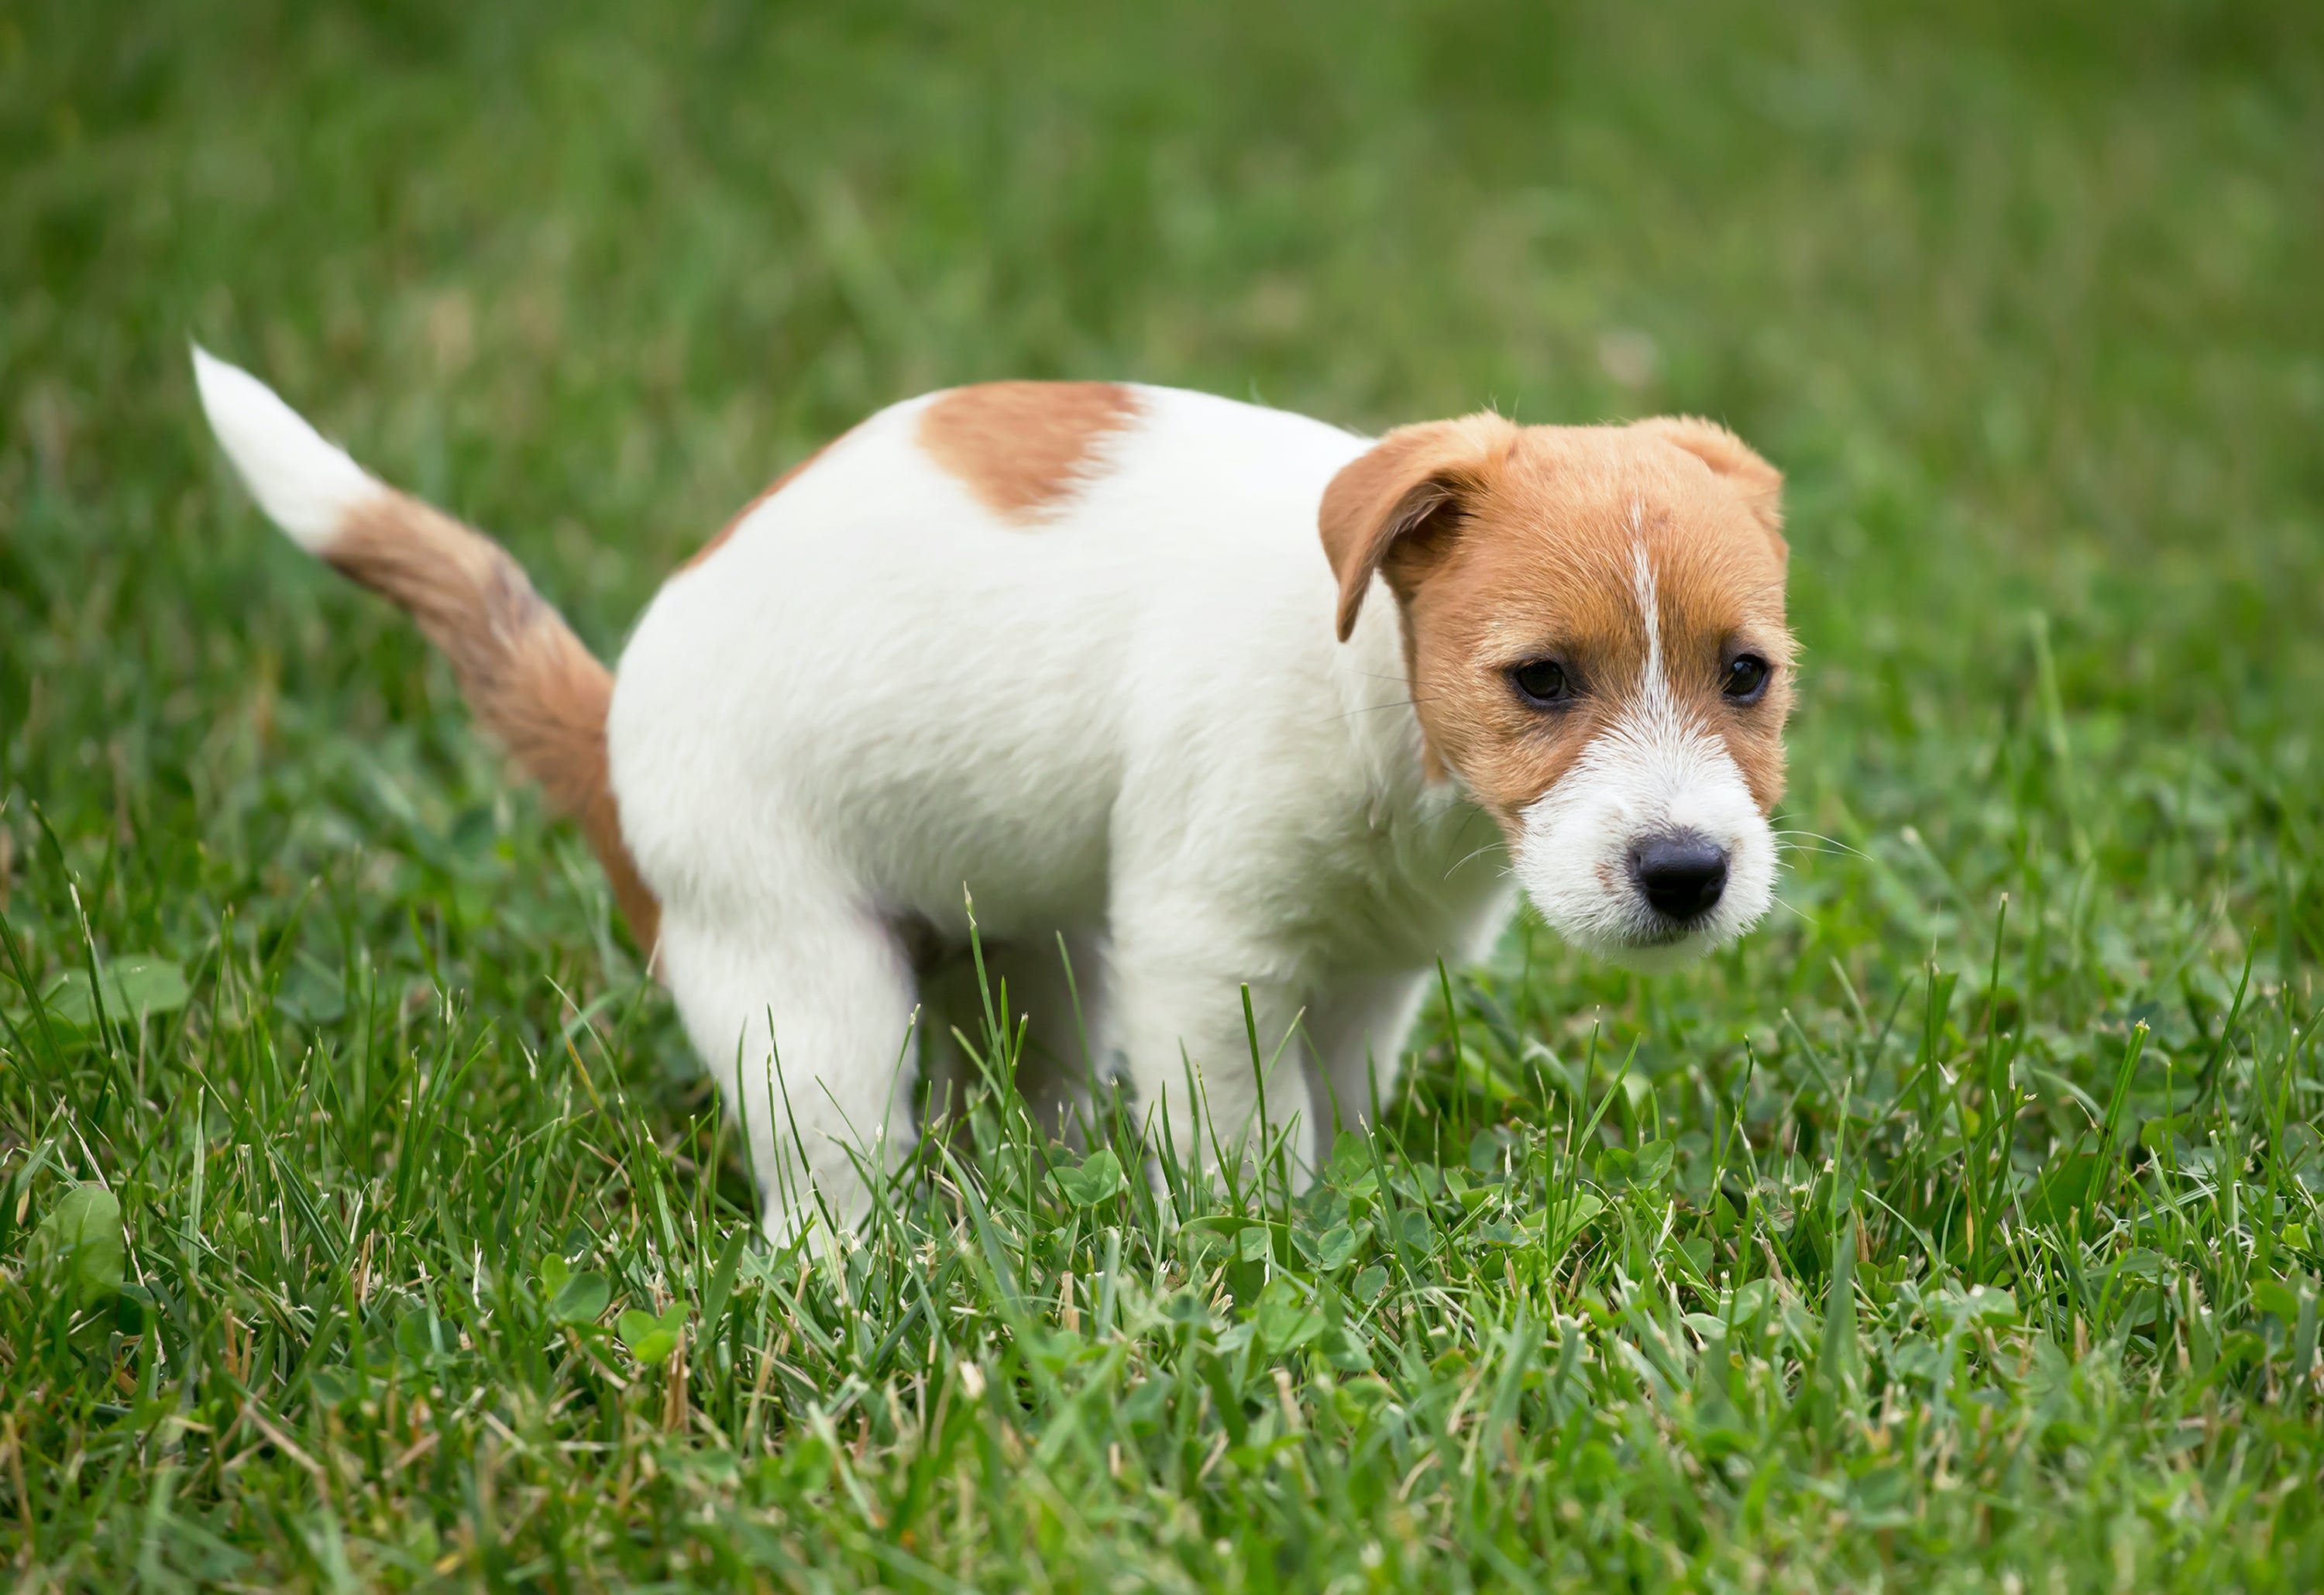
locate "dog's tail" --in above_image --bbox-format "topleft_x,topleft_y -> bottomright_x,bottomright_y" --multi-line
191,345 -> 661,958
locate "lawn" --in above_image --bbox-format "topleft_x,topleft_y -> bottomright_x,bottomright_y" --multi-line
4,0 -> 2322,1587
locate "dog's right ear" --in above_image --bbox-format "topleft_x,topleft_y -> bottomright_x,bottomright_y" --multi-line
1319,413 -> 1518,642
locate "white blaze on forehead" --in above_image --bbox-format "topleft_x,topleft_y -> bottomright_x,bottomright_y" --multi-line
1509,537 -> 1778,966
1630,534 -> 1669,713
1614,538 -> 1700,769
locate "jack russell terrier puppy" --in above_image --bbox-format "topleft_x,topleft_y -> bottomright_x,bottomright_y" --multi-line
193,349 -> 1793,1240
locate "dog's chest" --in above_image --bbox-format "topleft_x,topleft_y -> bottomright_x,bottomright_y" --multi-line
1291,787 -> 1514,975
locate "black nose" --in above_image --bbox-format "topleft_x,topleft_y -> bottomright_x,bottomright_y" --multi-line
1630,833 -> 1729,921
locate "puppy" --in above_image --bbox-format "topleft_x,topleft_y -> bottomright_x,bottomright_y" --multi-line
194,353 -> 1793,1239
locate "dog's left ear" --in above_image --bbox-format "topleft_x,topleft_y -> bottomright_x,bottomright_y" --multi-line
1320,413 -> 1518,642
1632,416 -> 1786,563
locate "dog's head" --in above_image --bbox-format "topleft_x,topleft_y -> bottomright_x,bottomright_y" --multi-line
1324,412 -> 1793,968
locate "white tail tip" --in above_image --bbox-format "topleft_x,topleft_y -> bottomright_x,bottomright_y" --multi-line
191,344 -> 381,554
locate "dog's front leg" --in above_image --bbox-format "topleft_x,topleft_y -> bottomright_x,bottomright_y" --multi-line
1304,968 -> 1435,1136
1102,896 -> 1318,1196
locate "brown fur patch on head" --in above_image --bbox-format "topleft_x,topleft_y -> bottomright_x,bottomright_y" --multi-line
1323,417 -> 1793,827
917,382 -> 1143,522
1318,412 -> 1521,642
1628,415 -> 1786,562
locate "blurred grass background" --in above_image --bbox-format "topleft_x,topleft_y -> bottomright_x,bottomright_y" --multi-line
3,0 -> 2322,1588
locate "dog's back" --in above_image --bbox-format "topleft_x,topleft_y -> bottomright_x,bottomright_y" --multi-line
607,383 -> 1394,945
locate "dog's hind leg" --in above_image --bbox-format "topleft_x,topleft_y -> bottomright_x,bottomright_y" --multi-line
660,898 -> 922,1243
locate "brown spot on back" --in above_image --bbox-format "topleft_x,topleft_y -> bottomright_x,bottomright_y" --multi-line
916,381 -> 1143,522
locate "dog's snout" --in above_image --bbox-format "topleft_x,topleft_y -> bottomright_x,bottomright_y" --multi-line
1630,832 -> 1728,921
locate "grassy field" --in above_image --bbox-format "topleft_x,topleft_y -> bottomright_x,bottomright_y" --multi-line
5,0 -> 2323,1587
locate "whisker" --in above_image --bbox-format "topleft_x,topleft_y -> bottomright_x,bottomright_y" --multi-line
1768,891 -> 1818,930
1327,696 -> 1445,721
1771,829 -> 1870,861
1774,840 -> 1858,860
1442,840 -> 1506,881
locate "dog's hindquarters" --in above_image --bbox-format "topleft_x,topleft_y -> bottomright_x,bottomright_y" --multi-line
191,347 -> 660,954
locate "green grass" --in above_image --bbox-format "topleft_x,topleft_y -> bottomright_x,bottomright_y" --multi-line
5,0 -> 2323,1587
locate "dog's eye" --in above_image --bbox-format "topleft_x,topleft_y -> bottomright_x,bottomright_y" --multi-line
1510,659 -> 1572,707
1723,654 -> 1772,702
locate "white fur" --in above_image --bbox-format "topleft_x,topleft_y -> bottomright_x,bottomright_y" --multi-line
1513,540 -> 1774,968
191,347 -> 381,553
608,389 -> 1518,1237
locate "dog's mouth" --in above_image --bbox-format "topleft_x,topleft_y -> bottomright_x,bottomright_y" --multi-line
1588,916 -> 1730,972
